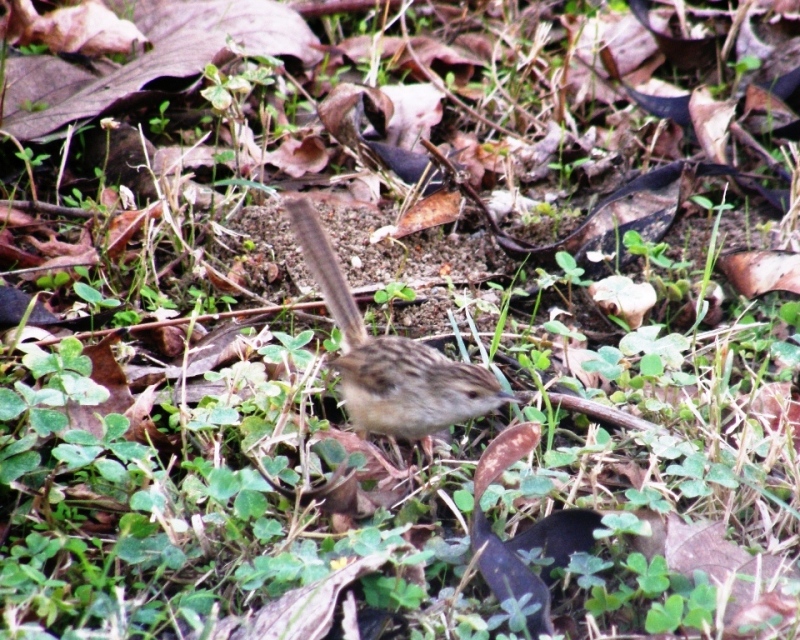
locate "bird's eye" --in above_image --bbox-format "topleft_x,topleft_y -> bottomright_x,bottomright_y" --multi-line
466,390 -> 479,400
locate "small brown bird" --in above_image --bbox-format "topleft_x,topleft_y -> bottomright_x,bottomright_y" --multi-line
286,197 -> 514,439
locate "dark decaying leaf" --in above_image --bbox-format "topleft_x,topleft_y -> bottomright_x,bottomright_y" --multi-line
624,85 -> 692,127
363,140 -> 444,193
504,509 -> 604,586
317,83 -> 447,192
470,423 -> 603,637
0,287 -> 61,328
472,508 -> 555,638
628,0 -> 720,70
496,161 -> 690,270
470,423 -> 551,636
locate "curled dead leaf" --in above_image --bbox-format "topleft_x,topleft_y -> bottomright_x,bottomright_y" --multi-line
318,83 -> 394,151
106,202 -> 163,260
633,511 -> 800,624
10,0 -> 149,56
723,591 -> 798,639
689,87 -> 736,165
750,382 -> 800,453
718,251 -> 800,298
588,275 -> 657,329
264,136 -> 331,178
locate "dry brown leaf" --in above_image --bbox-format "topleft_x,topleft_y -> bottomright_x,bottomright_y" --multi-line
124,385 -> 179,454
448,130 -> 509,188
588,275 -> 657,329
718,251 -> 800,298
563,347 -> 603,389
689,87 -> 736,164
21,248 -> 100,280
610,462 -> 648,490
337,35 -> 484,86
18,221 -> 99,279
9,0 -> 148,56
0,52 -> 97,124
153,145 -> 221,177
264,136 -> 331,178
5,0 -> 322,141
24,222 -> 96,258
635,512 -> 800,624
566,12 -> 661,106
134,324 -> 187,359
750,382 -> 800,453
394,189 -> 462,238
126,321 -> 255,389
206,552 -> 396,640
317,83 -> 394,151
106,202 -> 163,259
723,591 -> 798,639
380,83 -> 444,151
63,332 -> 132,438
318,429 -> 407,482
0,207 -> 41,229
64,484 -> 128,512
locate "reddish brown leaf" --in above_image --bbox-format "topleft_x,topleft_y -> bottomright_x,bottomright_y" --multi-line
473,422 -> 541,502
9,0 -> 148,56
718,251 -> 800,298
394,189 -> 462,238
750,382 -> 800,453
318,83 -> 394,150
0,229 -> 44,269
743,84 -> 797,134
264,136 -> 330,178
689,87 -> 736,164
66,331 -> 132,437
106,202 -> 163,259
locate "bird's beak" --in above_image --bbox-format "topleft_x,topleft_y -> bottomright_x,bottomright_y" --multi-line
498,391 -> 518,402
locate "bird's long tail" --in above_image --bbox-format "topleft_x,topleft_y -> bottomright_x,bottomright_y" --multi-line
285,197 -> 367,350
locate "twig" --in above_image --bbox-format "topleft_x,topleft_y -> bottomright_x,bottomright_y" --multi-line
0,199 -> 97,219
33,300 -> 329,346
419,138 -> 507,237
547,392 -> 663,433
